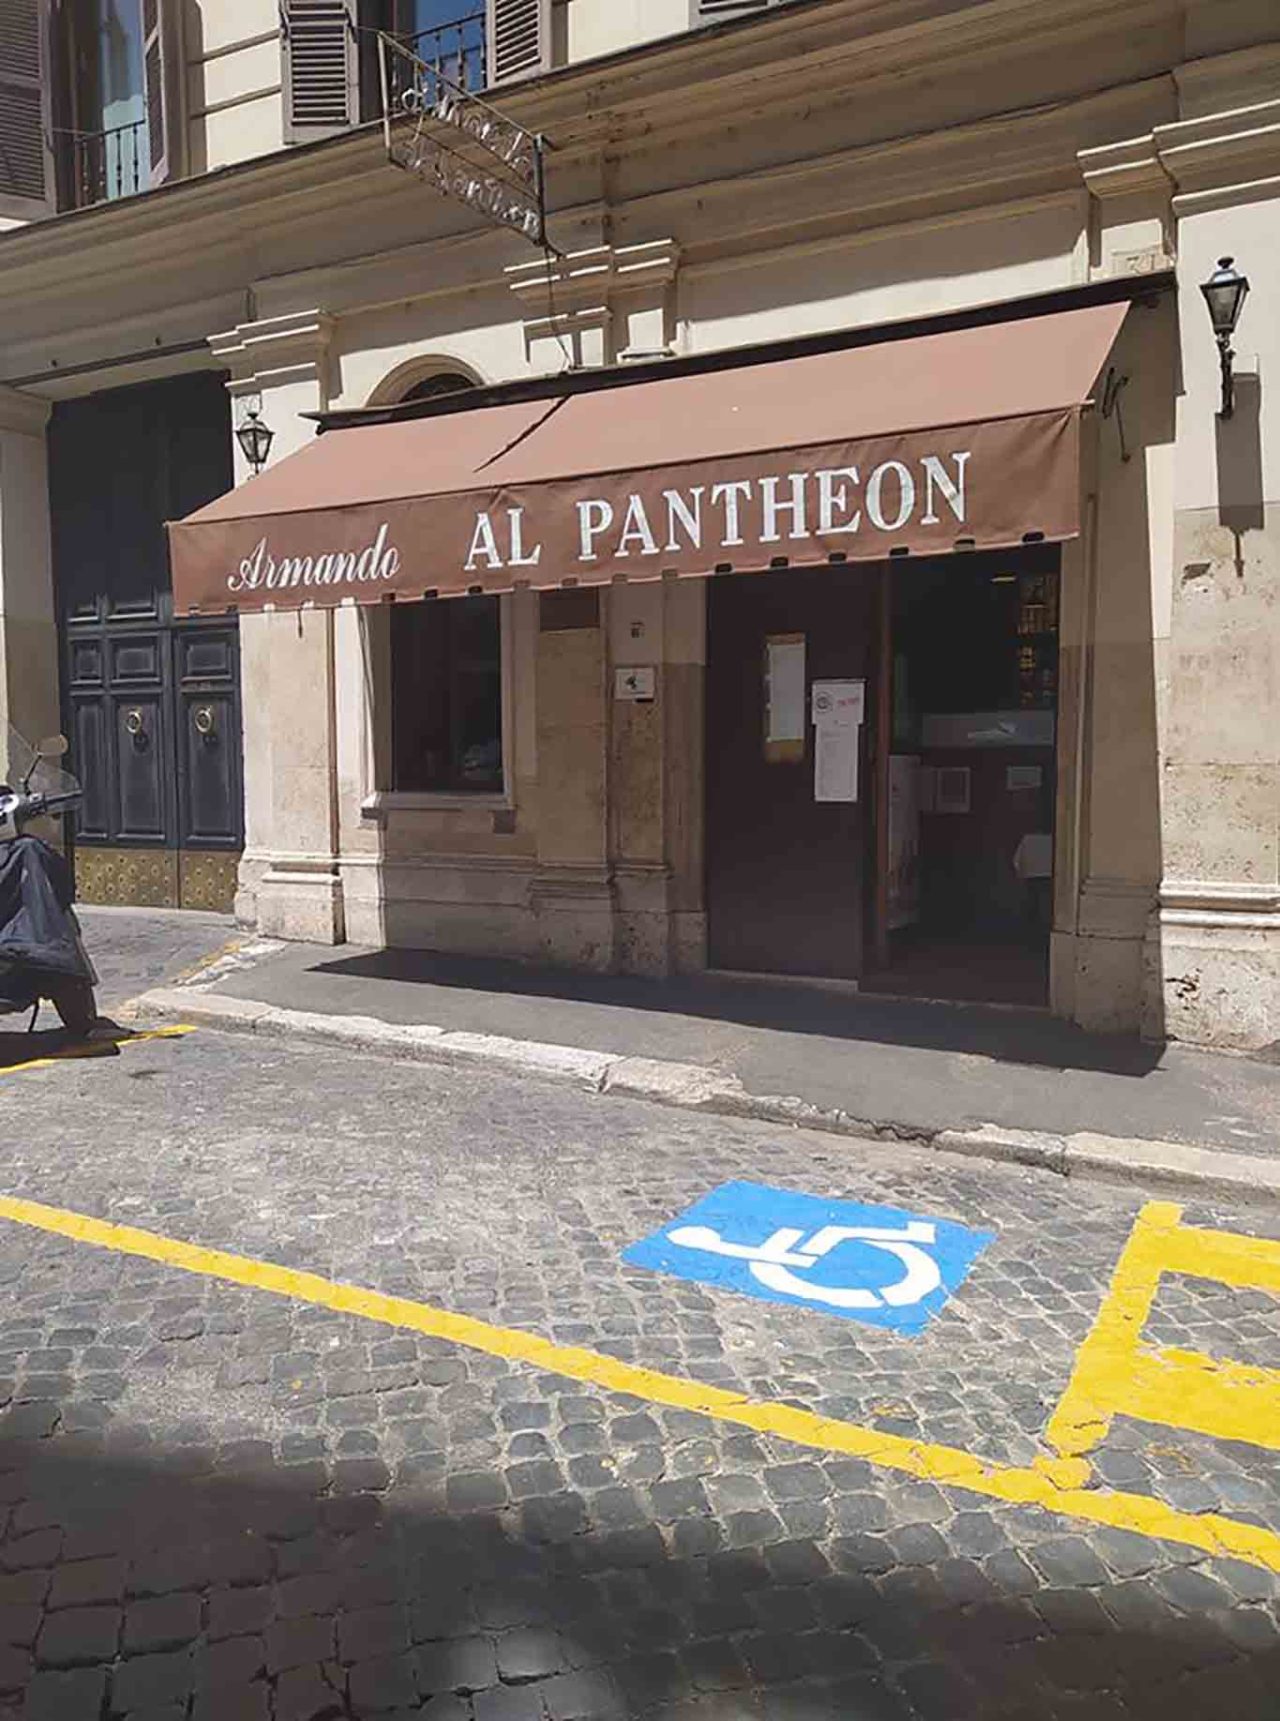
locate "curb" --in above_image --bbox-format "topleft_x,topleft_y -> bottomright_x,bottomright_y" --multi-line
126,987 -> 1280,1208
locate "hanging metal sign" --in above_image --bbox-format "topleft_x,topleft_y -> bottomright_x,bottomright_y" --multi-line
378,33 -> 550,249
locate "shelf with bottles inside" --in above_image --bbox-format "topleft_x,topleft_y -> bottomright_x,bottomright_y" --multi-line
1015,572 -> 1058,709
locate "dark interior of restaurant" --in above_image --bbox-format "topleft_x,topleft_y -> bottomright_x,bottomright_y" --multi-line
873,549 -> 1061,1006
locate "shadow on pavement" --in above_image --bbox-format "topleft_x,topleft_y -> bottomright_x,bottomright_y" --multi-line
0,1030 -> 125,1071
310,949 -> 1163,1079
0,1412 -> 1273,1721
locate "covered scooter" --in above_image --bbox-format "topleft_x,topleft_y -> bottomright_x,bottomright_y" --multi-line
0,728 -> 99,1037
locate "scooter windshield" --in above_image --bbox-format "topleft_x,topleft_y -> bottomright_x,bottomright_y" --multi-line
1,726 -> 80,801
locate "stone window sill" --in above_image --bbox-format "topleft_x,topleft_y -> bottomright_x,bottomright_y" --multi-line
362,790 -> 512,815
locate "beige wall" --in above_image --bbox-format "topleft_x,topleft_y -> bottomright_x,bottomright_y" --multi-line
0,391 -> 60,755
225,328 -> 347,943
1156,180 -> 1279,1047
560,0 -> 690,63
185,0 -> 283,175
346,590 -> 541,956
1050,304 -> 1175,1033
180,0 -> 716,187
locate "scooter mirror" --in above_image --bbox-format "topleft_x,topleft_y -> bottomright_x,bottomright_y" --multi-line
36,735 -> 68,759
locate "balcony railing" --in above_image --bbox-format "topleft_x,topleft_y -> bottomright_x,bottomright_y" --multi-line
58,117 -> 149,211
53,17 -> 486,213
385,11 -> 487,107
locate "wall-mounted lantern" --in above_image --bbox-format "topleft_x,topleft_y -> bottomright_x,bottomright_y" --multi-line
235,408 -> 275,475
1199,256 -> 1250,418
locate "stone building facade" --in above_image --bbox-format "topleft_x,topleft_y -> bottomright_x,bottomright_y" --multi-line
0,0 -> 1275,1049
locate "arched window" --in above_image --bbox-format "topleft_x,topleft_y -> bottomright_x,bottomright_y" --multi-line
366,360 -> 482,410
398,372 -> 477,406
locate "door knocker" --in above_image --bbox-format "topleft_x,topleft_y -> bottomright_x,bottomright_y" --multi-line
124,708 -> 147,747
193,705 -> 218,741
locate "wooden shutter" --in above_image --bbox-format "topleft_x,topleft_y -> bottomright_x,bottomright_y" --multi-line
0,0 -> 54,220
485,0 -> 550,87
281,0 -> 359,144
142,0 -> 184,186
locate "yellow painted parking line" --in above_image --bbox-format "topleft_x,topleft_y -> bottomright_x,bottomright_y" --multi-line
1047,1200 -> 1280,1459
0,1025 -> 195,1077
0,1195 -> 1278,1572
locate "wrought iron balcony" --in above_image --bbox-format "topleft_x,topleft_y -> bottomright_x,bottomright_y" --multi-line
58,117 -> 149,211
385,10 -> 487,107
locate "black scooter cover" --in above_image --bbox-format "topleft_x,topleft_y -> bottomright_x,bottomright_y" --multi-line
0,837 -> 94,1003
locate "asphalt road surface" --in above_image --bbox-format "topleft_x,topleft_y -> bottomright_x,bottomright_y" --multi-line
0,1024 -> 1274,1720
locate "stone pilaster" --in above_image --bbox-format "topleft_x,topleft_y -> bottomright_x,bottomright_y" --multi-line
1152,76 -> 1280,1047
0,388 -> 60,755
532,593 -> 614,970
207,310 -> 346,943
606,577 -> 706,978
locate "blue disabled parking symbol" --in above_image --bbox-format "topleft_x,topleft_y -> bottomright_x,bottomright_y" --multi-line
623,1180 -> 994,1334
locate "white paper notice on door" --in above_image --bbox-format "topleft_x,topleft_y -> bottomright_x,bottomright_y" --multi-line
815,720 -> 859,802
766,637 -> 806,743
811,679 -> 865,729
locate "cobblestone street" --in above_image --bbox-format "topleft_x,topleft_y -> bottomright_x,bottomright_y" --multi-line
0,1025 -> 1275,1719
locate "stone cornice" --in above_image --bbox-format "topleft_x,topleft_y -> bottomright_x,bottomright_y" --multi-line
1156,99 -> 1280,199
662,79 -> 1162,268
209,310 -> 335,403
1171,172 -> 1280,220
1078,84 -> 1280,217
504,240 -> 680,312
209,309 -> 334,375
256,79 -> 1148,327
1174,40 -> 1280,120
502,239 -> 680,367
511,0 -> 1181,148
1159,880 -> 1280,929
1078,136 -> 1171,201
0,0 -> 1182,302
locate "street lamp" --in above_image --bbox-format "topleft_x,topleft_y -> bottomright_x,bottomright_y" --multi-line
235,408 -> 275,475
1199,256 -> 1250,419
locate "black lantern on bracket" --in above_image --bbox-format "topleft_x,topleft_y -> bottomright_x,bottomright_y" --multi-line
235,408 -> 275,475
1199,256 -> 1250,418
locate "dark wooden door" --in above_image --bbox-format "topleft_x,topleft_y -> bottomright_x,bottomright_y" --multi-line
68,621 -> 174,850
174,623 -> 243,857
50,373 -> 241,907
706,566 -> 877,979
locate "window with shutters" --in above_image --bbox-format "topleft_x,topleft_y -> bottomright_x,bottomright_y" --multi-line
0,0 -> 55,219
141,0 -> 171,183
1,0 -> 185,215
281,0 -> 360,143
285,1 -> 493,143
486,0 -> 549,86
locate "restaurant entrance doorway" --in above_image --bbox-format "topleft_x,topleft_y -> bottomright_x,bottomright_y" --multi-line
873,546 -> 1061,1005
704,547 -> 1061,1005
706,565 -> 878,980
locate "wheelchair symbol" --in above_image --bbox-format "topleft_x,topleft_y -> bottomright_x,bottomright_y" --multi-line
666,1219 -> 941,1311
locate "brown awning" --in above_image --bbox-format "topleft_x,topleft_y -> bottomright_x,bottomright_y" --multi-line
169,301 -> 1127,614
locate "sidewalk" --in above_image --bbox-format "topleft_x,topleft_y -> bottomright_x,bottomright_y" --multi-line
130,936 -> 1280,1202
76,904 -> 238,1012
0,906 -> 235,1069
